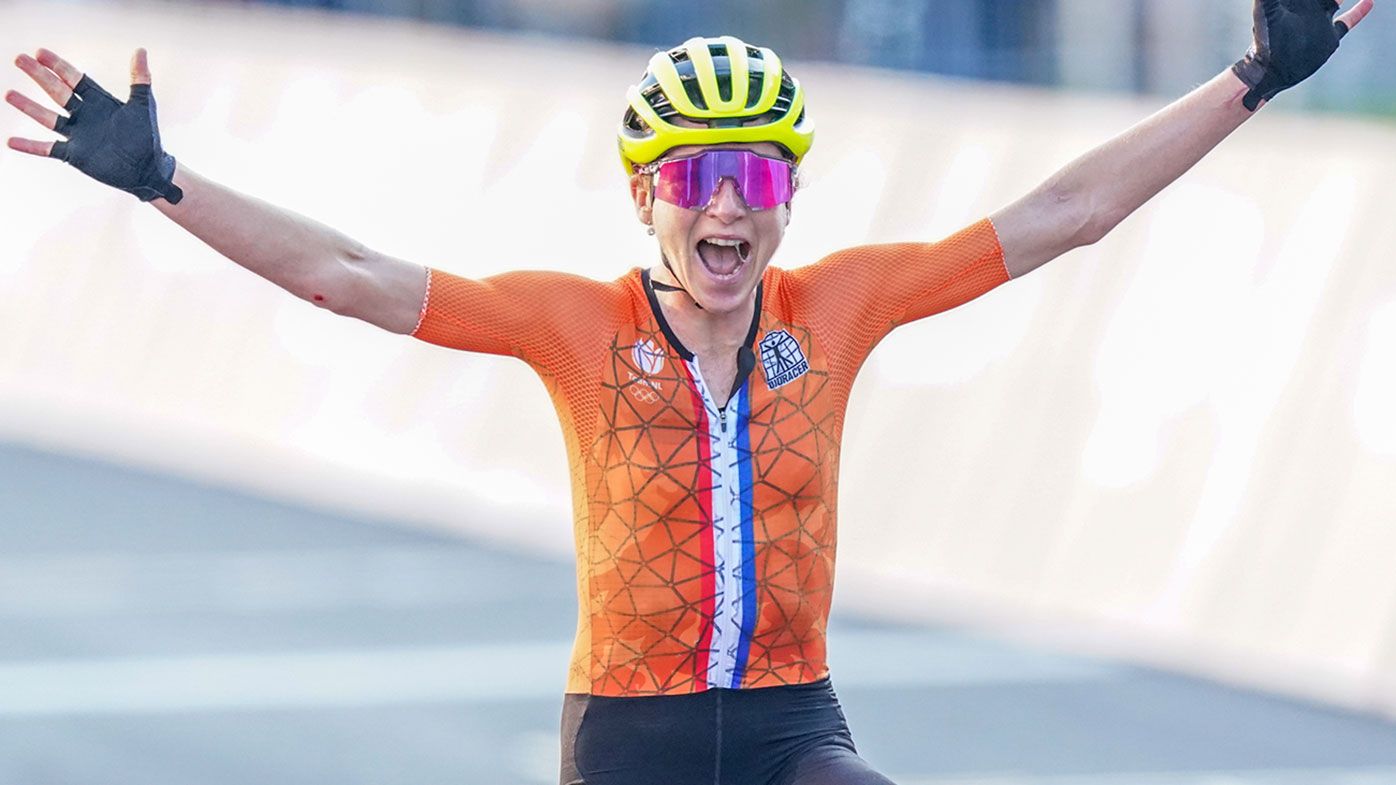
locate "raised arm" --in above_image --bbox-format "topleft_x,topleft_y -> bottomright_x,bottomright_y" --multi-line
149,165 -> 427,334
5,48 -> 426,334
991,0 -> 1374,279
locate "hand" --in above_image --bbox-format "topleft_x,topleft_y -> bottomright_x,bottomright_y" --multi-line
5,48 -> 183,203
1233,0 -> 1375,111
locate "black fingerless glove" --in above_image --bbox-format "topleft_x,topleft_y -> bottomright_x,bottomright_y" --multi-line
50,75 -> 183,204
1233,0 -> 1350,111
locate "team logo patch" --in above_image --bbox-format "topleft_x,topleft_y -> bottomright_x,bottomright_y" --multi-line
759,330 -> 809,390
627,339 -> 667,405
632,339 -> 666,375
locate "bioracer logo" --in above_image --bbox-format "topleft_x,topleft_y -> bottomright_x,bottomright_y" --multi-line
760,330 -> 809,390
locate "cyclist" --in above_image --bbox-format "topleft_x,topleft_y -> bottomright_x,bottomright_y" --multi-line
4,2 -> 1373,782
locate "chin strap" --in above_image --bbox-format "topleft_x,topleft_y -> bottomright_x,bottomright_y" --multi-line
651,253 -> 705,310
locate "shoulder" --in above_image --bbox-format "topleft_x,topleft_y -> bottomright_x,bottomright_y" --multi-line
418,267 -> 639,333
462,268 -> 635,307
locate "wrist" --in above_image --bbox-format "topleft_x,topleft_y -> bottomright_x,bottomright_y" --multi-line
1231,53 -> 1271,112
138,155 -> 183,204
1222,60 -> 1267,111
152,163 -> 194,214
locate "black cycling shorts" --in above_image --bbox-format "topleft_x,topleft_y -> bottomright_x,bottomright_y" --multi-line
559,678 -> 897,785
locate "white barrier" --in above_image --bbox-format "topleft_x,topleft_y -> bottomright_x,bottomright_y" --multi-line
3,0 -> 1395,717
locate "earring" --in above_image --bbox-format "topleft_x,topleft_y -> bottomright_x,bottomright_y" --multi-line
646,226 -> 656,236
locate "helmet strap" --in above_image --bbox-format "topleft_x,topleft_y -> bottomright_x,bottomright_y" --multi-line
652,252 -> 704,311
648,175 -> 702,309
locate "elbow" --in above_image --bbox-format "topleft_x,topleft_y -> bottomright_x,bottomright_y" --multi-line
1051,191 -> 1124,248
1074,213 -> 1111,248
1040,176 -> 1125,249
287,246 -> 369,317
1078,203 -> 1128,247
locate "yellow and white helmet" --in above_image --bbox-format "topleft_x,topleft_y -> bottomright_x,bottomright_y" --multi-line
618,36 -> 814,174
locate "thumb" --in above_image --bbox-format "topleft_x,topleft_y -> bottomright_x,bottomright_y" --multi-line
130,48 -> 151,86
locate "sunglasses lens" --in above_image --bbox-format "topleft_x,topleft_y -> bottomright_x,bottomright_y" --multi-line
654,151 -> 794,211
735,153 -> 793,209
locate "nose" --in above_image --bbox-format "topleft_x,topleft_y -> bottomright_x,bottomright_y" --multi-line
704,178 -> 749,221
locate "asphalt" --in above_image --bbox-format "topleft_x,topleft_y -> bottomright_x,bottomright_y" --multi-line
2,441 -> 1395,785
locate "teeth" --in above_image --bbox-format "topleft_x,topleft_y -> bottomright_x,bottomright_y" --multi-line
705,238 -> 743,247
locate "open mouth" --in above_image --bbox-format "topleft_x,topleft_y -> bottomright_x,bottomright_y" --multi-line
695,237 -> 752,281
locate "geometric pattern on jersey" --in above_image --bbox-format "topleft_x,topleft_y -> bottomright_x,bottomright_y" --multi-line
412,218 -> 1010,696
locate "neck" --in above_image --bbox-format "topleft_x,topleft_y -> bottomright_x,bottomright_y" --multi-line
649,264 -> 757,353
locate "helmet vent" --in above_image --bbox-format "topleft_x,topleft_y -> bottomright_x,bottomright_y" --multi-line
745,76 -> 762,109
639,82 -> 680,121
772,75 -> 797,113
713,56 -> 734,103
680,74 -> 707,111
622,107 -> 649,134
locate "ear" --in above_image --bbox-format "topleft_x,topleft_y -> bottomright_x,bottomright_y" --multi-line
629,172 -> 654,227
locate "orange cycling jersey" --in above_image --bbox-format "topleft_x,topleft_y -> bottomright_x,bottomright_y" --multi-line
413,219 -> 1010,697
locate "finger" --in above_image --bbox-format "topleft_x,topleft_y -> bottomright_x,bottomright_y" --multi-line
5,136 -> 55,157
13,53 -> 73,107
1335,0 -> 1375,36
34,48 -> 83,90
130,48 -> 151,86
5,89 -> 63,131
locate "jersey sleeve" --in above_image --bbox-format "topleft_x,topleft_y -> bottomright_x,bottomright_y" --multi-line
782,218 -> 1011,371
411,268 -> 622,376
